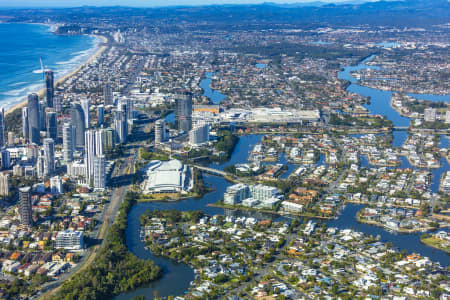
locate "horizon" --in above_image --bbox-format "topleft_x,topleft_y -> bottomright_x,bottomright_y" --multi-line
0,0 -> 384,9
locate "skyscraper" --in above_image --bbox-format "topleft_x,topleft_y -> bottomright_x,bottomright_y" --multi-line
70,103 -> 86,149
0,108 -> 5,149
175,93 -> 192,132
93,154 -> 106,190
85,130 -> 103,185
1,149 -> 10,170
46,109 -> 57,141
63,122 -> 74,163
113,109 -> 127,144
118,100 -> 129,134
95,130 -> 104,157
19,186 -> 32,226
154,119 -> 166,144
103,83 -> 113,106
81,98 -> 90,129
45,70 -> 54,108
27,93 -> 40,144
0,173 -> 9,196
22,107 -> 29,140
97,105 -> 104,126
43,138 -> 55,177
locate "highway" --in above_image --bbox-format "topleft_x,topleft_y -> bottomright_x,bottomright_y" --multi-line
39,120 -> 147,300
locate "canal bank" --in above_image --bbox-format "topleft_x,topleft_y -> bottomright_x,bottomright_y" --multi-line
117,57 -> 449,299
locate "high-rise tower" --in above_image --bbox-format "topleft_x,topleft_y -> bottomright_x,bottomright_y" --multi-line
70,103 -> 85,149
45,70 -> 54,108
0,108 -> 5,149
175,93 -> 192,132
19,186 -> 32,226
43,138 -> 55,177
27,93 -> 40,144
103,83 -> 113,106
46,109 -> 57,141
63,122 -> 74,163
22,107 -> 29,140
81,98 -> 90,129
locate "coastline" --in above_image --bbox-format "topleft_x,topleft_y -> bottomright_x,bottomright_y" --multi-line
4,31 -> 108,116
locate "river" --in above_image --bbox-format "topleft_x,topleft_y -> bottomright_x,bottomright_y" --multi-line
117,56 -> 449,299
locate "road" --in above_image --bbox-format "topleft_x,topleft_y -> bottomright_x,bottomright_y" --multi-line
232,231 -> 308,299
39,124 -> 145,300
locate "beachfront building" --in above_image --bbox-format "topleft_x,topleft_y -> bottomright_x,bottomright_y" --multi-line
0,108 -> 5,149
27,93 -> 40,144
45,70 -> 54,108
143,159 -> 192,194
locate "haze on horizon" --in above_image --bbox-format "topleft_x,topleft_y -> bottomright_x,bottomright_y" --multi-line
0,0 -> 379,8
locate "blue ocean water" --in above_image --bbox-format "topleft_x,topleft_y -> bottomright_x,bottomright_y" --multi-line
0,23 -> 99,109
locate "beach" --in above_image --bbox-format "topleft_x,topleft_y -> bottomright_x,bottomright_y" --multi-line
4,33 -> 108,116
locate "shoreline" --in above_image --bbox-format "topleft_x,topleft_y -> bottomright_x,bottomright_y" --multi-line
4,29 -> 108,116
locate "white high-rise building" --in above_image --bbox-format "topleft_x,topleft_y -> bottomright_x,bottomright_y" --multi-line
43,138 -> 55,177
0,173 -> 9,196
81,98 -> 90,129
154,119 -> 166,144
95,130 -> 104,156
85,130 -> 104,185
189,123 -> 209,145
22,107 -> 29,140
424,108 -> 437,122
50,176 -> 63,195
93,155 -> 106,190
446,111 -> 450,124
0,108 -> 5,149
63,122 -> 74,163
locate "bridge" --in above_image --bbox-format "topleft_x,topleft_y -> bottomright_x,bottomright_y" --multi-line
393,126 -> 409,131
191,165 -> 229,177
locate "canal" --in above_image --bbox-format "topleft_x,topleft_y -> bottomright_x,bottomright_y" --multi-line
117,56 -> 449,299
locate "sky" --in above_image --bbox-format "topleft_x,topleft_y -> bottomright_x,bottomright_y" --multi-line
0,0 -> 362,8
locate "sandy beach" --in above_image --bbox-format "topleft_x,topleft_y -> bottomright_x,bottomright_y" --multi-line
5,33 -> 108,116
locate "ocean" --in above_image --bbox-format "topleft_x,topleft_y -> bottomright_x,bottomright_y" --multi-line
0,23 -> 99,110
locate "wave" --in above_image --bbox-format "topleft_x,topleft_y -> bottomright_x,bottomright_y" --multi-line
71,49 -> 91,56
1,82 -> 42,97
9,81 -> 29,87
0,34 -> 100,110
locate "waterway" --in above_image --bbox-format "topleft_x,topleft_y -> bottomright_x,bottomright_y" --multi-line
199,72 -> 226,104
118,56 -> 450,299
